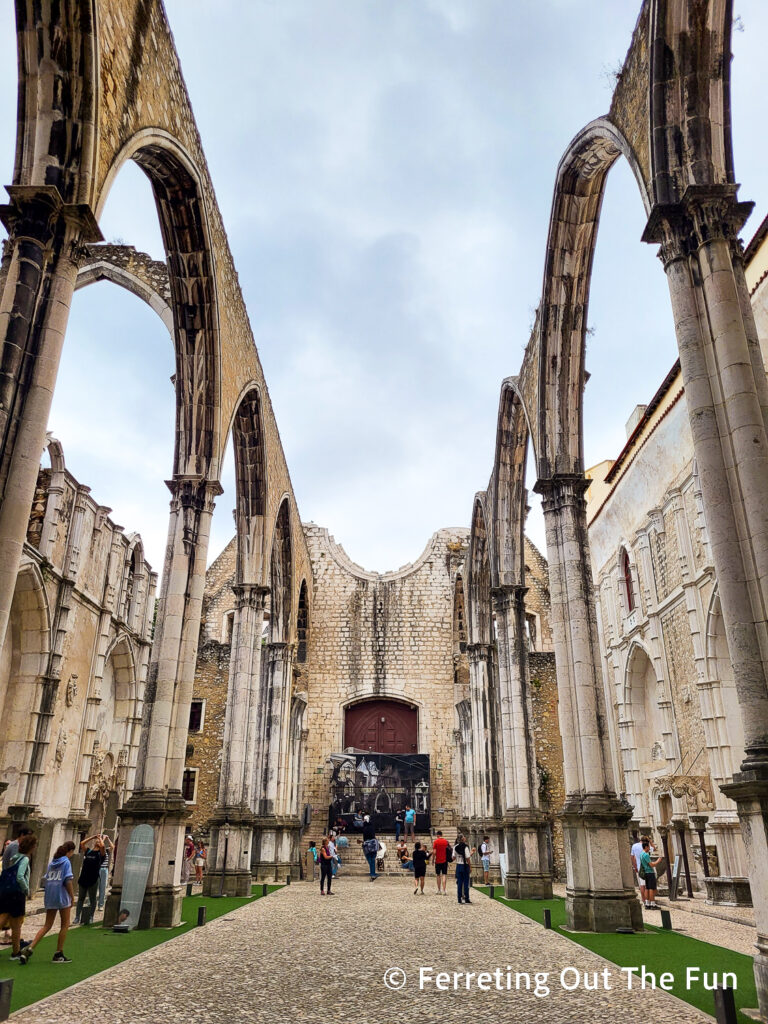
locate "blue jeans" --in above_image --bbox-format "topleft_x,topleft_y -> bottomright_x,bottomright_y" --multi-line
395,822 -> 402,841
456,863 -> 470,902
365,851 -> 378,878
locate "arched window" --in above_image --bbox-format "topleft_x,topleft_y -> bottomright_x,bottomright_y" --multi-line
297,580 -> 309,663
621,547 -> 634,613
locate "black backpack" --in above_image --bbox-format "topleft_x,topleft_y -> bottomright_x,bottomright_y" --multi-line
445,842 -> 454,863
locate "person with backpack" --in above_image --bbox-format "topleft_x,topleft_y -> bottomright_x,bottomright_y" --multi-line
0,833 -> 37,960
453,833 -> 475,905
20,840 -> 76,964
479,836 -> 493,884
358,815 -> 380,881
431,830 -> 451,894
318,837 -> 335,895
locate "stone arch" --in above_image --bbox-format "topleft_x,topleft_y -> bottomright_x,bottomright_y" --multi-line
101,633 -> 139,754
228,384 -> 267,585
0,561 -> 51,805
492,377 -> 533,589
620,641 -> 669,824
467,496 -> 493,645
75,245 -> 174,336
296,580 -> 309,664
703,588 -> 747,795
95,129 -> 222,479
120,536 -> 145,629
536,118 -> 651,479
269,498 -> 293,643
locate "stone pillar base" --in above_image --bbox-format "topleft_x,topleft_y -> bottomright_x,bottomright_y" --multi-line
503,812 -> 553,900
561,794 -> 643,933
721,765 -> 768,1021
105,790 -> 190,929
250,817 -> 301,881
704,876 -> 752,906
202,869 -> 252,898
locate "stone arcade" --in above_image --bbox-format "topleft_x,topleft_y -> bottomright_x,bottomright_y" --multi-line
1,2 -> 768,1019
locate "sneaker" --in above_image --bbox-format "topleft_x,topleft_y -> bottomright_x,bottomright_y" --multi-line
327,892 -> 335,896
414,888 -> 419,895
19,946 -> 33,964
458,899 -> 463,904
10,952 -> 21,961
464,900 -> 473,905
19,939 -> 30,950
52,952 -> 72,963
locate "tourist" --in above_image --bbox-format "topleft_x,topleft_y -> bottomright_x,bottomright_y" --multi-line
431,830 -> 451,894
327,835 -> 340,877
0,833 -> 37,960
20,840 -> 76,964
75,834 -> 106,925
359,815 -> 380,881
412,841 -> 430,895
318,837 -> 335,895
97,833 -> 114,911
181,834 -> 195,884
630,833 -> 654,905
639,839 -> 662,910
193,840 -> 207,884
453,833 -> 475,905
2,828 -> 33,870
394,809 -> 404,842
398,841 -> 414,874
404,805 -> 416,840
479,835 -> 493,884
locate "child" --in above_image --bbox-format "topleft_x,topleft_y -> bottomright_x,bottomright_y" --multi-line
639,839 -> 662,910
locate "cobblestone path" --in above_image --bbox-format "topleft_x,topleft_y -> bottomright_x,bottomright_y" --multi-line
11,878 -> 710,1023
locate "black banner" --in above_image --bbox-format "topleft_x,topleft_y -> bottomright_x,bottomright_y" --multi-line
327,752 -> 430,834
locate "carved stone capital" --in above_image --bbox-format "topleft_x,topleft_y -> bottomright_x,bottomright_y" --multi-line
533,473 -> 589,514
466,641 -> 493,665
642,184 -> 754,269
0,185 -> 102,253
491,584 -> 527,615
166,476 -> 223,554
232,583 -> 269,611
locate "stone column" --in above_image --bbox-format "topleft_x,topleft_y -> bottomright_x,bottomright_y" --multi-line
535,474 -> 642,931
466,642 -> 498,822
106,476 -> 220,928
205,582 -> 268,897
492,584 -> 552,898
0,185 -> 101,651
645,185 -> 768,1015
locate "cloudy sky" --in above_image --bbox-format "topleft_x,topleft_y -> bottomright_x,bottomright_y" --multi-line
1,2 -> 767,575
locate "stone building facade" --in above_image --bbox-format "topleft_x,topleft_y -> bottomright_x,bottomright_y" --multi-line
0,437 -> 156,868
185,524 -> 564,881
585,218 -> 768,906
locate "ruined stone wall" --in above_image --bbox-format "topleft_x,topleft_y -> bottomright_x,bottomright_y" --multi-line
302,526 -> 468,831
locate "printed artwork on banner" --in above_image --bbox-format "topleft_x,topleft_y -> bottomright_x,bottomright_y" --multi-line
327,752 -> 430,834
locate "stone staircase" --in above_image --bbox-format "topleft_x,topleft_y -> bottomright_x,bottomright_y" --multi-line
301,826 -> 460,878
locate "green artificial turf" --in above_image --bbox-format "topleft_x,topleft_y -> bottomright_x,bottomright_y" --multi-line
0,885 -> 281,1013
477,888 -> 757,1021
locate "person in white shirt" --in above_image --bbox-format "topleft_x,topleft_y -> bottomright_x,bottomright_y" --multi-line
453,833 -> 476,905
479,836 -> 493,884
630,834 -> 655,904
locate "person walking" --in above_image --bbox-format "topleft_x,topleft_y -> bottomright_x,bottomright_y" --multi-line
431,830 -> 451,894
479,836 -> 493,885
404,805 -> 416,841
394,809 -> 404,842
0,833 -> 37,960
318,838 -> 335,895
412,842 -> 430,895
20,841 -> 76,964
180,834 -> 195,884
74,834 -> 105,925
97,833 -> 114,911
360,815 -> 380,881
453,833 -> 475,905
193,840 -> 207,884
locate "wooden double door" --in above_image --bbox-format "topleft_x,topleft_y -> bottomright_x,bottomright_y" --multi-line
344,700 -> 418,753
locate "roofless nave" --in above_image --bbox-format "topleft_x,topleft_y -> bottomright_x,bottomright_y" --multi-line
1,2 -> 768,1019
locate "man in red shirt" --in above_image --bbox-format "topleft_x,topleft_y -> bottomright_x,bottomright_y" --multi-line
431,831 -> 450,894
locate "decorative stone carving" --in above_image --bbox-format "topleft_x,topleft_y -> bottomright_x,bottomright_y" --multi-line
65,674 -> 78,707
655,774 -> 714,812
55,730 -> 67,768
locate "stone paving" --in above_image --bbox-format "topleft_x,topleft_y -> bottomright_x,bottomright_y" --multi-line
8,877 -> 713,1024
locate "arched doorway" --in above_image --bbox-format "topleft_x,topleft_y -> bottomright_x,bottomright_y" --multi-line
344,700 -> 417,754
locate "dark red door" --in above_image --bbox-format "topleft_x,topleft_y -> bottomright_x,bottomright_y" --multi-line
344,700 -> 418,753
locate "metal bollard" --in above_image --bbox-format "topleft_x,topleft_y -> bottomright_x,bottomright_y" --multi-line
286,874 -> 291,885
261,882 -> 268,897
660,909 -> 672,930
196,906 -> 207,927
489,885 -> 495,900
543,908 -> 552,929
186,883 -> 193,897
0,978 -> 13,1023
713,987 -> 737,1024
